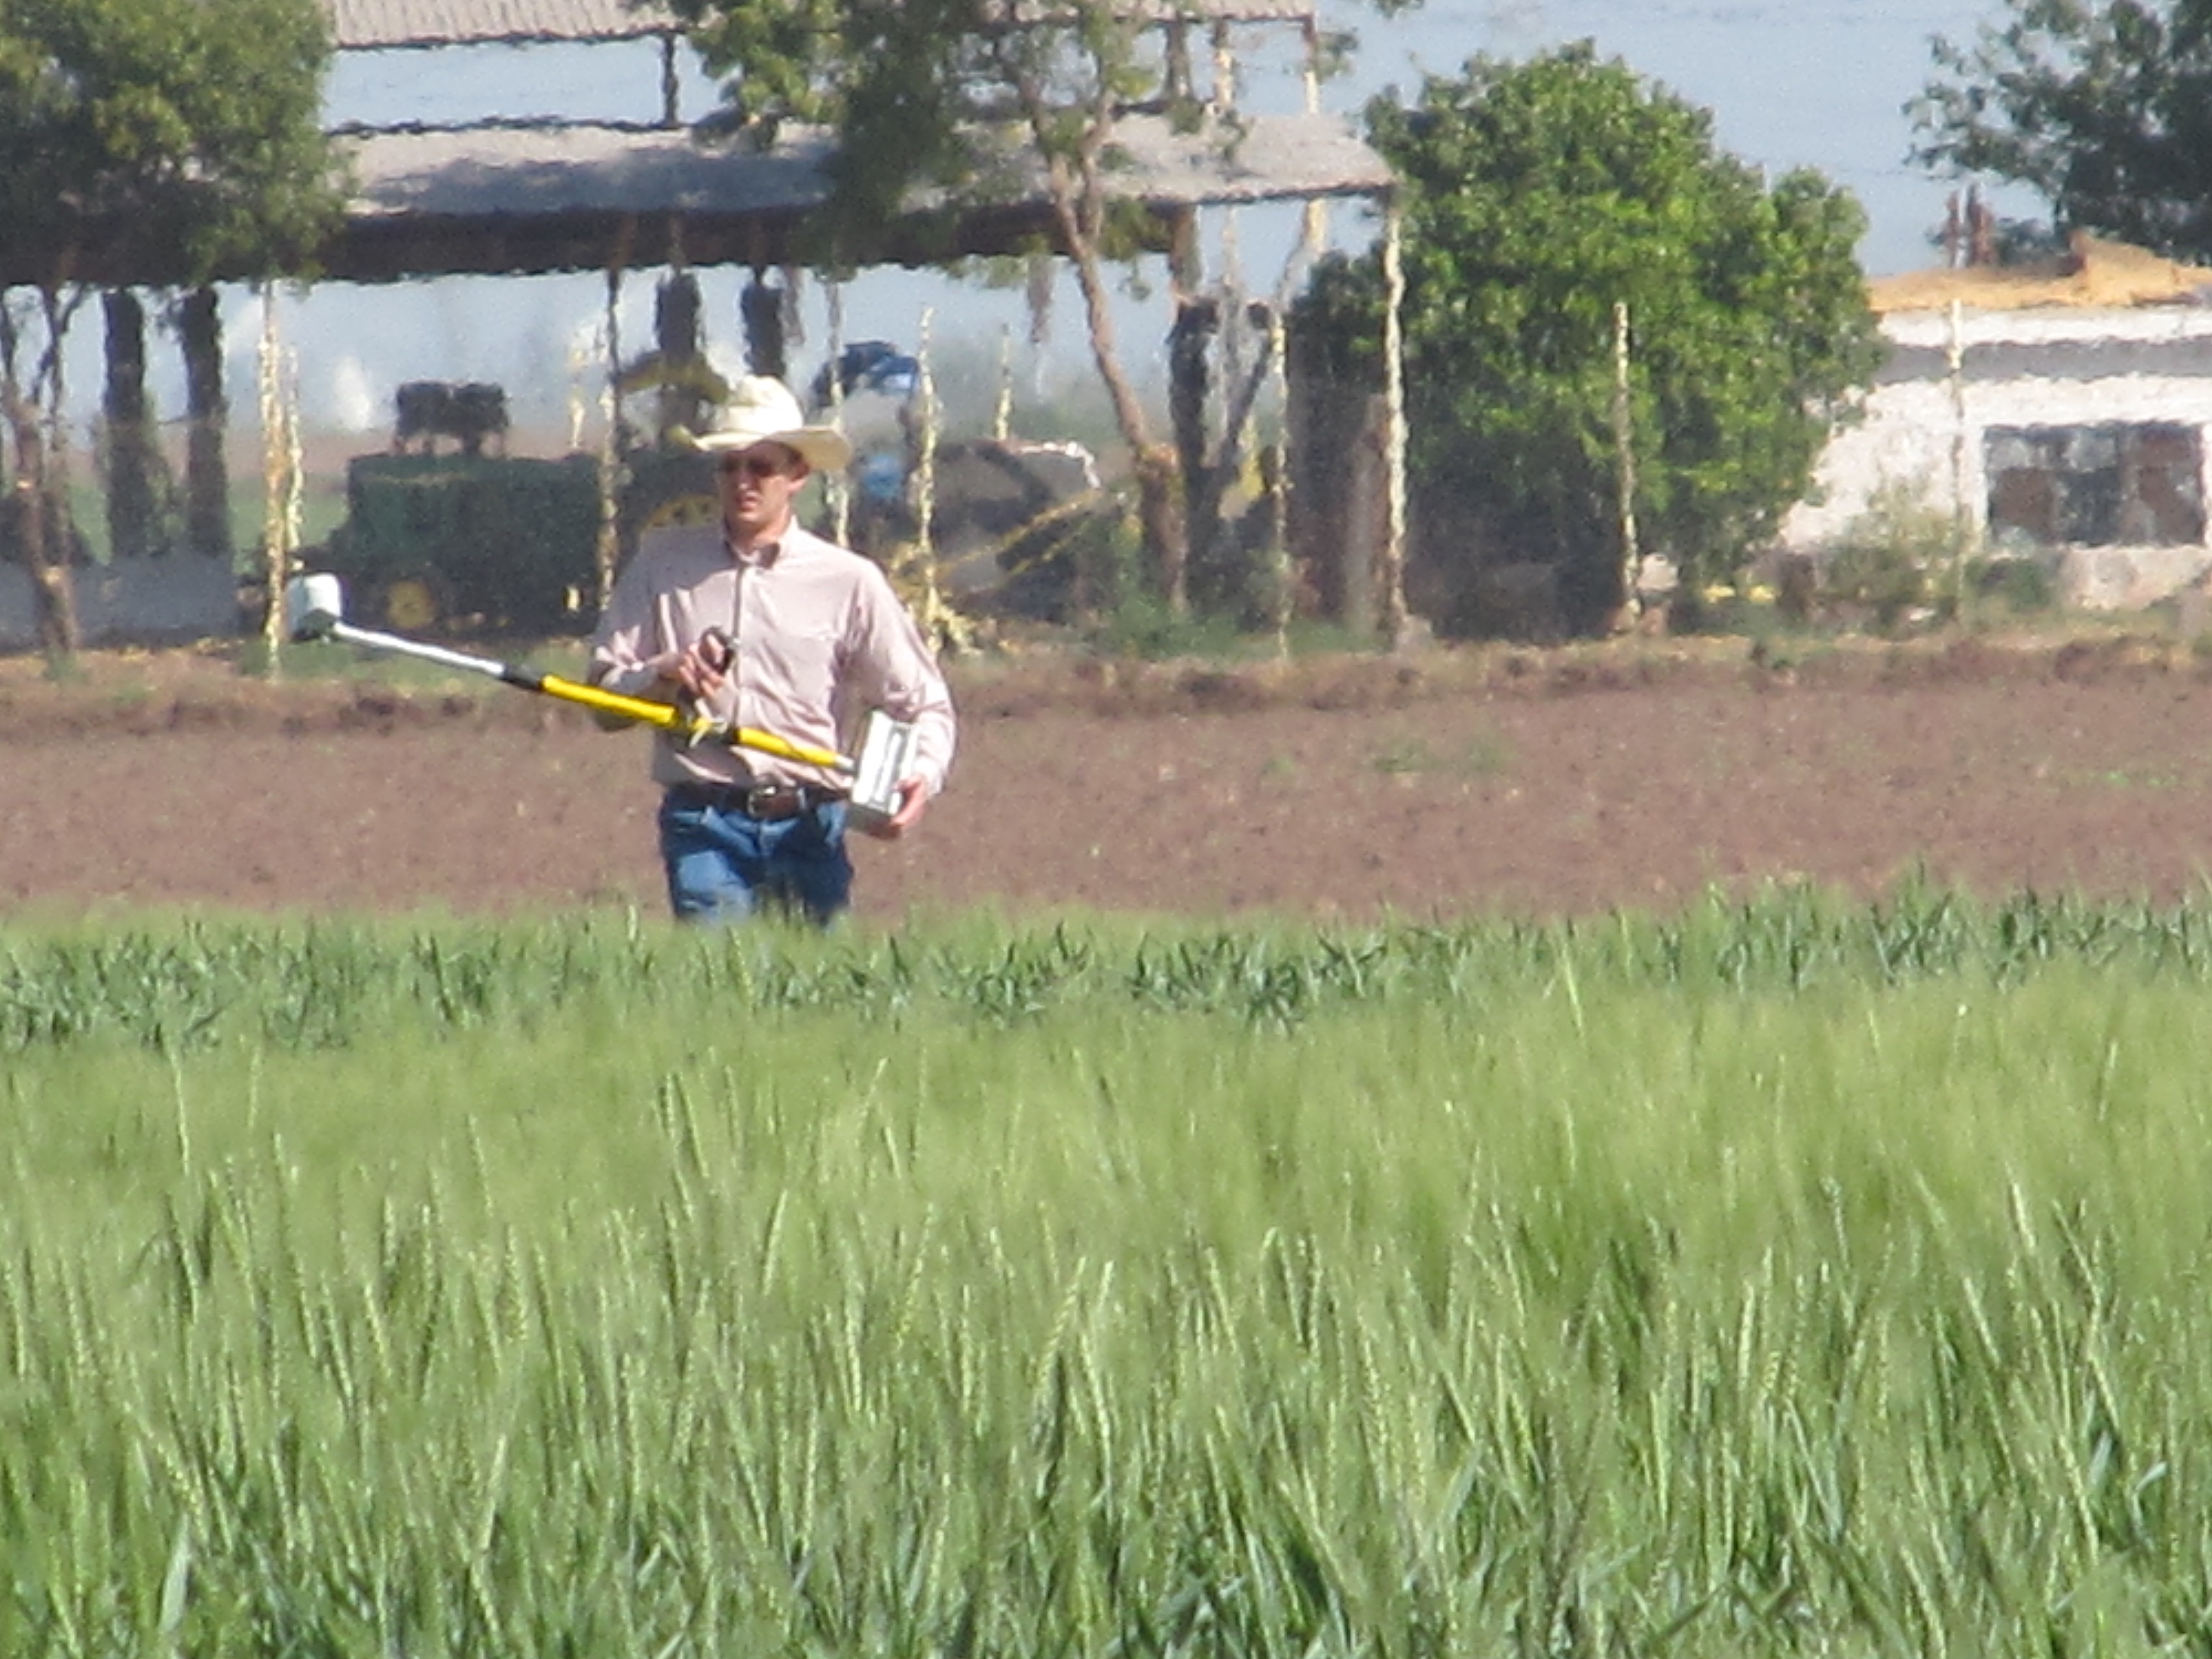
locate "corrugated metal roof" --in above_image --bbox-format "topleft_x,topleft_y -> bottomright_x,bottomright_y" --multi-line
1001,0 -> 1321,24
345,113 -> 1387,217
325,0 -> 1318,49
324,111 -> 1389,278
327,0 -> 678,48
343,121 -> 833,222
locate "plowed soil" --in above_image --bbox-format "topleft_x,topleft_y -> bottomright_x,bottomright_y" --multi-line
7,632 -> 2212,925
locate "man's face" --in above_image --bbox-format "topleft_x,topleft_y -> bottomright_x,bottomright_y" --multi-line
719,442 -> 809,544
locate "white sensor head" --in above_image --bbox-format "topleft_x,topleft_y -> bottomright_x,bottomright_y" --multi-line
285,573 -> 345,641
848,711 -> 916,833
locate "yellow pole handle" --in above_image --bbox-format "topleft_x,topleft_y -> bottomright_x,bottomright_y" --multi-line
535,674 -> 854,774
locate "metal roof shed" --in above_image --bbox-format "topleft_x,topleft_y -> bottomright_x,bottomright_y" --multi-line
0,0 -> 1393,287
324,112 -> 1395,283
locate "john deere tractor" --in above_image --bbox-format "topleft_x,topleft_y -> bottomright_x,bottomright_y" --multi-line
309,380 -> 716,635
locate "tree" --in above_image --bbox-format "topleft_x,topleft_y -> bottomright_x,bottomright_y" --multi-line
0,0 -> 342,659
664,0 -> 1401,614
1910,0 -> 2212,260
1291,43 -> 1880,635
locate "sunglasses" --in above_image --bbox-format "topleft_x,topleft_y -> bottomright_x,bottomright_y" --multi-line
719,452 -> 792,480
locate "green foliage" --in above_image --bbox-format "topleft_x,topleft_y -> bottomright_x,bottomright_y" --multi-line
1823,538 -> 1935,630
1970,551 -> 2060,615
1088,585 -> 1250,660
665,0 -> 1166,265
1820,482 -> 1962,629
1813,487 -> 2060,632
672,0 -> 972,254
1295,43 -> 1881,632
1911,0 -> 2212,261
0,0 -> 341,664
0,0 -> 344,285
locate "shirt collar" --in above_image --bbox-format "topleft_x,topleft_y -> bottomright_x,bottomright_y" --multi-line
728,535 -> 782,570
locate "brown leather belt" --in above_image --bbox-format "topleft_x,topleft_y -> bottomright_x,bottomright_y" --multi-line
666,781 -> 839,822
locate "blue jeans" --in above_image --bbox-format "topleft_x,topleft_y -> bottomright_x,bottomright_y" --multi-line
658,792 -> 853,926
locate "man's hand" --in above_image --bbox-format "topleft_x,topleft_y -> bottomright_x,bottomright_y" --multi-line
664,628 -> 733,704
862,776 -> 930,841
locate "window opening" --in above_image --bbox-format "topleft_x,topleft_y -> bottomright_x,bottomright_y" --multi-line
1984,422 -> 2205,547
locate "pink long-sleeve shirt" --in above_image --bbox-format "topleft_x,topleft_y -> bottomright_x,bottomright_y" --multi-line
587,521 -> 956,796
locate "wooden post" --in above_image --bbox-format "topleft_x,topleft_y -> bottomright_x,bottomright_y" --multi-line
1378,200 -> 1409,647
257,286 -> 301,674
1611,300 -> 1643,629
994,323 -> 1013,442
1162,19 -> 1192,107
1025,253 -> 1053,353
914,308 -> 937,570
594,244 -> 627,611
1267,302 -> 1292,658
907,308 -> 960,651
826,279 -> 849,546
659,32 -> 680,128
1298,15 -> 1326,270
566,328 -> 592,453
1947,298 -> 1972,611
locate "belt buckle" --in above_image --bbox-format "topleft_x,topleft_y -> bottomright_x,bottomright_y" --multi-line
745,782 -> 792,818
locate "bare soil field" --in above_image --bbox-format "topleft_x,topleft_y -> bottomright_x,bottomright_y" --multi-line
6,631 -> 2212,925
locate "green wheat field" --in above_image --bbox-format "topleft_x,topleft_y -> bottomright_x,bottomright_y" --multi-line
7,886 -> 2212,1656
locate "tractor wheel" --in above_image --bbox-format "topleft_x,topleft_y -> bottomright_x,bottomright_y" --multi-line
638,485 -> 719,537
376,570 -> 451,633
617,451 -> 720,569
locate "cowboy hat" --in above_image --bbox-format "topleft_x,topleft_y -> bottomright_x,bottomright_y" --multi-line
681,374 -> 853,473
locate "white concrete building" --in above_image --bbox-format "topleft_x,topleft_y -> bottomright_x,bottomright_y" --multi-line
1782,240 -> 2212,611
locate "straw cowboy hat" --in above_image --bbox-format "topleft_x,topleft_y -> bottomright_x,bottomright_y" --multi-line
683,374 -> 853,473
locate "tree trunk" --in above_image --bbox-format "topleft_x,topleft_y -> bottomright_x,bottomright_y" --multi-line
2,380 -> 81,661
1134,444 -> 1182,603
1051,173 -> 1188,613
103,288 -> 162,560
1073,253 -> 1185,608
1339,396 -> 1384,639
1169,296 -> 1223,607
740,272 -> 785,381
1282,307 -> 1366,624
1003,44 -> 1192,614
656,269 -> 710,437
178,288 -> 232,562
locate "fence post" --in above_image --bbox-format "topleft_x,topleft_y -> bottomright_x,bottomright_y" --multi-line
1947,298 -> 1973,613
1612,299 -> 1643,629
594,254 -> 625,613
1378,198 -> 1409,647
826,280 -> 849,547
257,285 -> 301,675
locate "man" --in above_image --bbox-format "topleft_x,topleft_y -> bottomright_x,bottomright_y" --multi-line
589,375 -> 956,924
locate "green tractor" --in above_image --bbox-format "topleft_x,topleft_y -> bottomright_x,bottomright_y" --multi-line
311,380 -> 719,635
